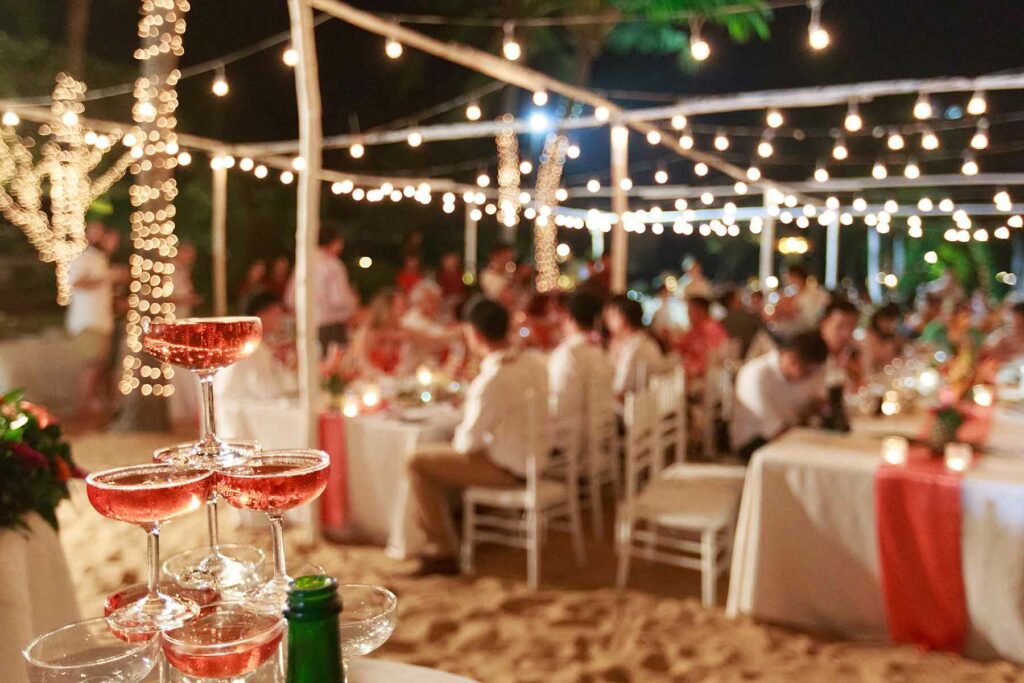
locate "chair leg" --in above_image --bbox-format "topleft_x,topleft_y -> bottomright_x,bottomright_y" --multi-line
460,499 -> 475,575
526,509 -> 540,590
567,491 -> 587,566
588,470 -> 604,538
615,512 -> 633,588
701,528 -> 717,607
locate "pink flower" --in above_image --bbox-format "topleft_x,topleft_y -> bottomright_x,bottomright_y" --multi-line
20,401 -> 57,429
10,442 -> 48,469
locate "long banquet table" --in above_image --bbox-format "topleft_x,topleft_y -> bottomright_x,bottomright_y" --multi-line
726,406 -> 1024,662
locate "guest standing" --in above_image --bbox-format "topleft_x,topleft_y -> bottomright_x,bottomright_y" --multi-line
406,298 -> 548,576
285,227 -> 358,353
604,295 -> 665,398
437,252 -> 466,304
396,254 -> 424,295
719,287 -> 764,358
345,289 -> 406,375
861,303 -> 903,375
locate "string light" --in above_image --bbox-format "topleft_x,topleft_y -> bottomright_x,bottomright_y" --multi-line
766,108 -> 784,128
385,36 -> 403,59
519,160 -> 532,174
757,135 -> 774,158
532,132 -> 568,291
734,181 -> 748,194
908,215 -> 923,238
211,66 -> 229,97
844,100 -> 862,132
1010,215 -> 1023,228
282,46 -> 299,66
594,106 -> 610,122
2,111 -> 20,126
917,197 -> 933,211
920,128 -> 939,150
587,178 -> 600,192
872,160 -> 888,179
961,152 -> 979,176
466,101 -> 482,121
280,170 -> 294,184
177,151 -> 191,166
646,130 -> 661,145
238,157 -> 253,171
476,171 -> 490,187
254,164 -> 268,179
813,163 -> 829,183
671,114 -> 688,130
887,130 -> 904,150
679,131 -> 694,149
852,197 -> 867,211
701,191 -> 715,205
502,22 -> 522,61
619,177 -> 633,191
967,90 -> 987,116
994,190 -> 1012,211
689,19 -> 710,61
807,0 -> 830,50
350,142 -> 365,159
407,131 -> 423,147
714,131 -> 730,151
904,158 -> 921,179
495,115 -> 522,229
566,143 -> 580,159
747,165 -> 762,181
939,198 -> 955,212
532,90 -> 548,106
831,133 -> 848,160
291,156 -> 305,171
655,168 -> 668,184
913,93 -> 933,120
994,226 -> 1010,240
970,118 -> 989,149
694,162 -> 709,177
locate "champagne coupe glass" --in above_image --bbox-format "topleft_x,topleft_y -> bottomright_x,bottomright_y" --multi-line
161,603 -> 286,681
86,463 -> 214,634
216,450 -> 330,613
143,316 -> 263,594
23,617 -> 160,682
337,584 -> 397,674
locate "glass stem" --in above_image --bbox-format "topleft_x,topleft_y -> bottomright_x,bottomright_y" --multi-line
198,370 -> 219,451
207,493 -> 221,550
269,513 -> 288,581
146,524 -> 161,600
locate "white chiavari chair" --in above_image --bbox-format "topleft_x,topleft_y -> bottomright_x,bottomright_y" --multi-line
581,367 -> 619,537
649,367 -> 687,465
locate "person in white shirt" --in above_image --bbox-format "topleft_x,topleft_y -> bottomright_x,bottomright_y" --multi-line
400,280 -> 460,370
216,292 -> 298,406
678,257 -> 713,302
66,222 -> 115,418
604,295 -> 665,399
772,264 -> 830,337
406,297 -> 548,576
730,331 -> 829,460
479,245 -> 513,301
284,227 -> 358,354
549,292 -> 609,428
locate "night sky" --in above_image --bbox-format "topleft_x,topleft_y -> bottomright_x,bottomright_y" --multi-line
5,0 -> 1024,298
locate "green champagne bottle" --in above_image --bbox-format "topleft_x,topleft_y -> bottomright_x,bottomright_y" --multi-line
285,575 -> 346,683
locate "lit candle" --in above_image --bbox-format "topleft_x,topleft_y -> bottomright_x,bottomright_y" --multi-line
973,385 -> 994,408
362,385 -> 381,409
342,396 -> 360,418
918,368 -> 940,393
881,436 -> 909,465
944,442 -> 973,472
880,390 -> 902,416
416,365 -> 433,387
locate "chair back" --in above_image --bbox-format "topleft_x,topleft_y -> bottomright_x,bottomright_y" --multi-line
523,387 -> 553,507
622,385 -> 661,507
649,366 -> 687,463
586,365 -> 618,480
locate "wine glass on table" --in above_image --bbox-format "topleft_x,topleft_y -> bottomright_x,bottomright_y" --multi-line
86,463 -> 214,634
143,316 -> 263,594
216,450 -> 330,613
22,617 -> 160,682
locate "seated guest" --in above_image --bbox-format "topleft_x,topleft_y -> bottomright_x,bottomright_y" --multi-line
921,300 -> 983,357
675,296 -> 729,379
406,298 -> 548,576
549,292 -> 610,426
217,292 -> 297,401
984,301 -> 1024,361
480,245 -> 513,300
905,292 -> 942,338
730,331 -> 830,461
437,252 -> 466,305
819,298 -> 862,388
678,257 -> 713,301
396,254 -> 424,295
719,287 -> 764,358
401,280 -> 461,368
346,288 -> 406,375
772,264 -> 830,336
862,303 -> 903,376
605,295 -> 665,398
648,283 -> 680,346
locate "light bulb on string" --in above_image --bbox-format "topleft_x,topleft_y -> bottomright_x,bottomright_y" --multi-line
961,153 -> 979,176
758,135 -> 774,158
532,90 -> 548,106
814,163 -> 829,183
619,177 -> 633,191
735,181 -> 748,194
587,178 -> 601,192
913,93 -> 933,120
844,100 -> 862,132
852,197 -> 867,211
920,128 -> 939,150
887,130 -> 905,150
566,142 -> 580,159
502,22 -> 522,61
647,130 -> 661,145
350,142 -> 365,159
904,158 -> 921,179
239,157 -> 254,172
939,198 -> 955,212
918,197 -> 933,211
679,131 -> 694,149
872,160 -> 888,179
594,106 -> 610,122
832,133 -> 848,160
971,118 -> 989,149
766,108 -> 784,128
519,160 -> 532,174
747,165 -> 762,181
282,47 -> 299,66
967,90 -> 987,116
476,171 -> 491,187
694,162 -> 709,177
689,19 -> 710,61
807,0 -> 830,50
994,190 -> 1012,210
1010,215 -> 1024,228
211,66 -> 229,97
671,114 -> 688,130
465,101 -> 482,121
1,111 -> 19,127
714,131 -> 730,151
654,168 -> 668,184
407,131 -> 423,147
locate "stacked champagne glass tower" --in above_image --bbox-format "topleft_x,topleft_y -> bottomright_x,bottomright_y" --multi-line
22,317 -> 397,682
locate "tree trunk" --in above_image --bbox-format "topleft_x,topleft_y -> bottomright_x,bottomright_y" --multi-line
65,0 -> 91,78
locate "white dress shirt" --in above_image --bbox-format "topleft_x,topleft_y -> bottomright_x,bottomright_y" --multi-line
612,331 -> 664,396
730,349 -> 823,450
65,246 -> 114,335
285,250 -> 357,327
548,332 -> 610,426
216,344 -> 298,402
479,266 -> 509,300
453,348 -> 548,477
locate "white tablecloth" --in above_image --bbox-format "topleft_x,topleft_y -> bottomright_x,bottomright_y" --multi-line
0,513 -> 81,683
726,410 -> 1024,662
349,658 -> 478,682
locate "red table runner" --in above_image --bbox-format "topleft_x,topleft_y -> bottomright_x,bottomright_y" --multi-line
318,412 -> 348,531
874,404 -> 991,652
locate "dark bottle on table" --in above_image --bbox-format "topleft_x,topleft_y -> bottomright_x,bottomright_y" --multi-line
286,575 -> 346,683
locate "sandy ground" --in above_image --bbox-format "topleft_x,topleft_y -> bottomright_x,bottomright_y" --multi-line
57,429 -> 1024,682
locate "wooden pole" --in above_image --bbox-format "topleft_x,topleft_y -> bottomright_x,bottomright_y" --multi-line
759,196 -> 776,291
825,217 -> 839,290
610,125 -> 629,293
867,227 -> 882,303
464,202 -> 478,281
289,0 -> 323,450
211,158 -> 228,316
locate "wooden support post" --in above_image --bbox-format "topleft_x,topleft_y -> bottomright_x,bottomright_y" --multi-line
867,227 -> 882,303
610,125 -> 629,293
825,217 -> 839,291
464,203 -> 478,282
759,196 -> 776,291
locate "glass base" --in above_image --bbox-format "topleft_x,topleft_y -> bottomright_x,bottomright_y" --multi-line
106,592 -> 199,635
246,575 -> 293,615
154,439 -> 260,468
163,544 -> 264,599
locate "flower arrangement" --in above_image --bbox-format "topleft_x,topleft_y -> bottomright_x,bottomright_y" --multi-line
0,390 -> 82,532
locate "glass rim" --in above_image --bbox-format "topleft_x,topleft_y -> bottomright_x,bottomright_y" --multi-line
146,315 -> 262,327
218,449 -> 330,479
337,584 -> 398,626
160,602 -> 286,655
153,439 -> 261,463
85,463 -> 213,490
23,617 -> 156,670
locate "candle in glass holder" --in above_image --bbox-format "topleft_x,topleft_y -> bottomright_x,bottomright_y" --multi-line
342,395 -> 360,418
416,365 -> 433,387
362,385 -> 381,409
972,385 -> 994,408
918,368 -> 940,394
880,390 -> 902,416
881,436 -> 909,465
944,442 -> 973,472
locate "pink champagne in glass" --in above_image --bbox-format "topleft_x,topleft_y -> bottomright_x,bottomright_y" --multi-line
143,317 -> 262,371
86,464 -> 214,634
162,604 -> 285,679
216,450 -> 330,613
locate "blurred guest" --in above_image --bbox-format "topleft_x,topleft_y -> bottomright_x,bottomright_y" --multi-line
285,227 -> 357,352
748,289 -> 766,319
549,292 -> 609,426
905,292 -> 943,338
437,252 -> 466,303
346,288 -> 406,375
237,259 -> 268,312
649,283 -> 680,345
678,257 -> 712,300
67,222 -> 116,419
921,300 -> 983,357
406,297 -> 548,576
926,266 -> 965,301
267,256 -> 291,299
773,264 -> 829,336
518,293 -> 560,350
862,303 -> 903,375
605,295 -> 665,398
217,292 -> 297,401
396,254 -> 424,295
582,254 -> 612,296
730,331 -> 829,461
720,287 -> 764,358
402,280 -> 460,368
675,296 -> 729,379
480,245 -> 513,300
819,298 -> 862,387
985,301 -> 1024,361
169,241 -> 202,318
